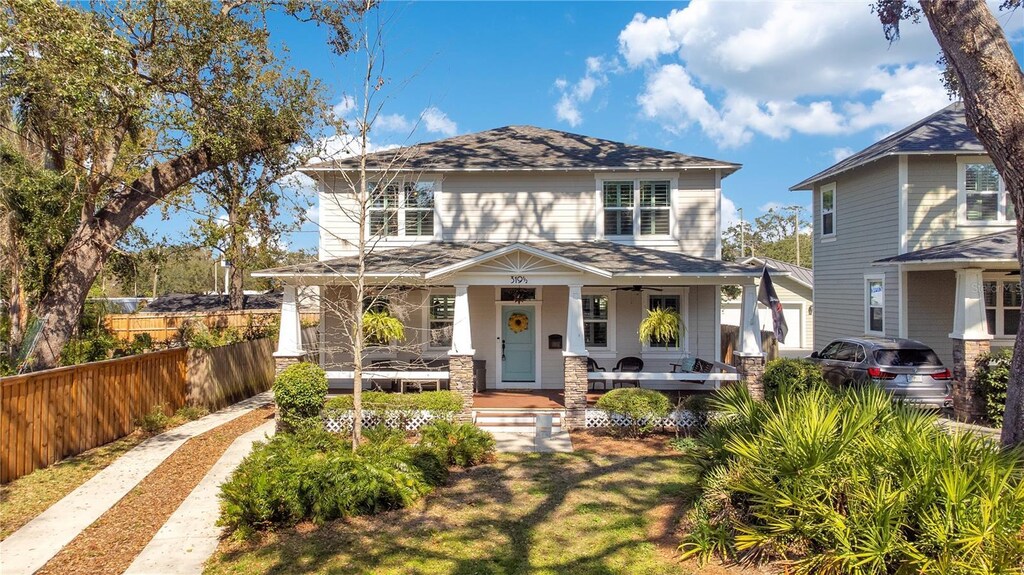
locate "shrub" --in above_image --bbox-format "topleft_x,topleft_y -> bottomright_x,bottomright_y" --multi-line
273,362 -> 328,432
137,404 -> 170,433
679,383 -> 1024,573
175,405 -> 208,421
760,358 -> 826,401
419,420 -> 496,467
595,388 -> 671,437
323,390 -> 463,426
976,348 -> 1010,427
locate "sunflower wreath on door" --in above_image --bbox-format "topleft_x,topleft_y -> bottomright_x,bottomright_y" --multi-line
507,312 -> 529,333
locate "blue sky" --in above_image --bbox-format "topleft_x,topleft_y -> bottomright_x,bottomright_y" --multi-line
142,1 -> 1024,252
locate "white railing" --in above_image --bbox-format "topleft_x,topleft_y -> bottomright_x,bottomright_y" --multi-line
584,408 -> 709,429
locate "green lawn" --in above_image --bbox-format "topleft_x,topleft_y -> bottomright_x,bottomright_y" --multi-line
205,434 -> 732,575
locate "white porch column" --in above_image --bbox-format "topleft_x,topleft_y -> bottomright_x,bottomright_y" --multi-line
949,268 -> 993,340
275,285 -> 303,356
736,284 -> 763,357
449,284 -> 475,355
564,284 -> 588,357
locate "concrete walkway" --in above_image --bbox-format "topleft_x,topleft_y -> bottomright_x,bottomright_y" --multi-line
123,420 -> 276,575
0,392 -> 274,575
492,430 -> 574,453
937,416 -> 1002,440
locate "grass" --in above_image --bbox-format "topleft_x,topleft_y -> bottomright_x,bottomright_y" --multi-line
205,432 -> 759,575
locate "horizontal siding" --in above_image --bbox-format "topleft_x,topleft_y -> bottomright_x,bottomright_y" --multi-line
812,157 -> 900,350
317,170 -> 721,258
906,270 -> 956,367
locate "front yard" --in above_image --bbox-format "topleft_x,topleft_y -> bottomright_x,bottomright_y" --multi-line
205,431 -> 754,575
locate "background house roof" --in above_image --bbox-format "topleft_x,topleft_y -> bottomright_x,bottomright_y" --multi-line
874,229 -> 1016,264
254,241 -> 761,278
740,256 -> 813,288
790,102 -> 985,190
144,293 -> 283,313
303,125 -> 741,175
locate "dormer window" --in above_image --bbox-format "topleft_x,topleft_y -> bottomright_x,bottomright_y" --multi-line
601,178 -> 673,237
958,158 -> 1012,225
369,181 -> 436,237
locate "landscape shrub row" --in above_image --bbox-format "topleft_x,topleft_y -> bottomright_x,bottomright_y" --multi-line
976,348 -> 1010,427
594,388 -> 671,437
323,390 -> 463,419
760,357 -> 826,401
679,383 -> 1024,574
218,421 -> 494,536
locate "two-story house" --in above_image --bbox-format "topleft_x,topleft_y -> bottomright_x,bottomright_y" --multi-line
258,126 -> 768,427
791,102 -> 1015,422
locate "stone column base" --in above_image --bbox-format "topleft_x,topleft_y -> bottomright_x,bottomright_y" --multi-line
273,353 -> 306,375
563,355 -> 588,430
448,354 -> 475,422
734,353 -> 766,401
952,338 -> 990,423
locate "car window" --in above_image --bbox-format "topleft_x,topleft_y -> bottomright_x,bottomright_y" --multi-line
834,343 -> 858,362
852,345 -> 866,362
819,341 -> 843,360
874,348 -> 942,366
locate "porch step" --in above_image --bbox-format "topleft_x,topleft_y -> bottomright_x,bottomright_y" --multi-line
472,410 -> 565,434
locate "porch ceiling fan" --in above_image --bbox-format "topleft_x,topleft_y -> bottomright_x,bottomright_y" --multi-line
612,285 -> 663,292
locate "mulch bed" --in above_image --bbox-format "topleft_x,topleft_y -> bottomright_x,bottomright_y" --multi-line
570,429 -> 681,456
37,405 -> 275,575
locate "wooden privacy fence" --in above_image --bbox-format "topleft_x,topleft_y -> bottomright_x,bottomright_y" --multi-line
1,337 -> 279,483
104,310 -> 319,343
720,324 -> 779,365
1,349 -> 187,483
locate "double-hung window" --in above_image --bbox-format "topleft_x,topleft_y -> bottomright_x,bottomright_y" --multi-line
959,159 -> 1012,224
427,294 -> 455,348
602,179 -> 673,237
820,183 -> 836,238
603,181 -> 634,236
369,181 -> 436,237
865,276 -> 884,334
582,294 -> 609,348
983,279 -> 1021,337
639,181 -> 671,235
646,294 -> 680,349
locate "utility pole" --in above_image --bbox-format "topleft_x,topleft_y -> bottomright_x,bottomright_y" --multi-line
786,205 -> 802,267
738,207 -> 745,259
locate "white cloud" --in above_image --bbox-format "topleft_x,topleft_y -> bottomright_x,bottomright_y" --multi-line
554,55 -> 623,127
375,113 -> 413,133
620,1 -> 955,147
758,201 -> 784,213
420,106 -> 458,136
831,147 -> 854,162
721,195 -> 740,229
555,94 -> 582,127
332,95 -> 356,118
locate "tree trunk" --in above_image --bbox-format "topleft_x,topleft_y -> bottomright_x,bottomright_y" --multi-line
229,263 -> 244,310
25,145 -> 225,370
227,204 -> 244,311
919,0 -> 1024,446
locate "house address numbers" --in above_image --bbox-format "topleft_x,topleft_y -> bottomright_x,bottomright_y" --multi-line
510,275 -> 528,284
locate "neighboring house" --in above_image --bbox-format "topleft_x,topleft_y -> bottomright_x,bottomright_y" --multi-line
790,102 -> 1014,421
720,256 -> 814,355
257,126 -> 770,425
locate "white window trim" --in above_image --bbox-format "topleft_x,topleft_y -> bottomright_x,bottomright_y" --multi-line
641,288 -> 690,357
367,177 -> 443,240
421,288 -> 455,352
957,156 -> 1012,227
864,273 -> 885,336
595,175 -> 678,240
820,182 -> 836,240
982,273 -> 1020,340
582,288 -> 616,352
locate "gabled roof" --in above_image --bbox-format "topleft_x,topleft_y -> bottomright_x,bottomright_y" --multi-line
253,241 -> 762,279
874,229 -> 1016,265
302,126 -> 741,175
790,102 -> 985,191
740,256 -> 813,289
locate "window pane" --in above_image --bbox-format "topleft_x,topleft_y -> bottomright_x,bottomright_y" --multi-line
647,295 -> 679,348
429,296 -> 454,320
822,189 -> 834,211
984,281 -> 997,307
584,322 -> 607,347
874,349 -> 941,366
1007,192 -> 1017,221
404,182 -> 434,208
604,210 -> 633,235
986,309 -> 997,335
639,208 -> 669,235
1003,281 -> 1021,308
372,184 -> 399,208
822,212 -> 834,236
369,211 -> 397,236
582,296 -> 608,320
869,307 -> 884,332
966,192 -> 998,221
868,280 -> 884,307
405,209 -> 433,236
603,182 -> 633,207
640,181 -> 670,207
966,164 -> 1000,192
429,322 -> 452,347
1005,310 -> 1020,336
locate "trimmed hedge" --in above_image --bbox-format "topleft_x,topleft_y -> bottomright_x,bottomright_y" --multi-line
595,388 -> 671,437
761,358 -> 826,401
976,348 -> 1010,427
273,363 -> 328,431
323,390 -> 463,419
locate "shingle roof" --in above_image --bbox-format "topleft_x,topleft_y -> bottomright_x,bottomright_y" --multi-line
303,126 -> 741,174
790,102 -> 984,190
740,256 -> 813,288
874,230 -> 1016,264
253,241 -> 761,279
144,293 -> 283,313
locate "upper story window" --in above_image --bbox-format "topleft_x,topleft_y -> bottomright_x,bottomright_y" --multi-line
601,179 -> 673,237
820,183 -> 836,238
983,278 -> 1020,337
369,181 -> 436,237
958,159 -> 1012,225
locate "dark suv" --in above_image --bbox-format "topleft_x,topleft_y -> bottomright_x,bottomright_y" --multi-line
807,337 -> 952,408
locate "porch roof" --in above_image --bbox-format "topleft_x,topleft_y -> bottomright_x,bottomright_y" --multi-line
252,241 -> 764,281
873,229 -> 1016,266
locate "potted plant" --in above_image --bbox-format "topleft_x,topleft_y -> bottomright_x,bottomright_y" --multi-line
638,307 -> 683,345
362,309 -> 406,346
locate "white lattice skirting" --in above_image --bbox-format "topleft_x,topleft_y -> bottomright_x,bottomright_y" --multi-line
584,408 -> 706,429
323,410 -> 451,433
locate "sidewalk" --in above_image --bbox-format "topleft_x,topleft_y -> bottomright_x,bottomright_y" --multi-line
0,392 -> 273,575
937,416 -> 1002,440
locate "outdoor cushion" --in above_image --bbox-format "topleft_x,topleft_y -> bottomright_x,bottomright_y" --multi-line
692,358 -> 714,373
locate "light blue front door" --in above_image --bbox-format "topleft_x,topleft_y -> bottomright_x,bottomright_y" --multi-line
501,305 -> 535,383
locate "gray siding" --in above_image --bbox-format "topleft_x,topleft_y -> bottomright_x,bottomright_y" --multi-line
812,157 -> 901,350
906,270 -> 956,367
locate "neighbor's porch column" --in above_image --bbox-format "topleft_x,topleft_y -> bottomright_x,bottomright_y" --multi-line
949,268 -> 992,422
563,284 -> 589,429
273,284 -> 305,374
735,283 -> 766,400
448,284 -> 475,420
